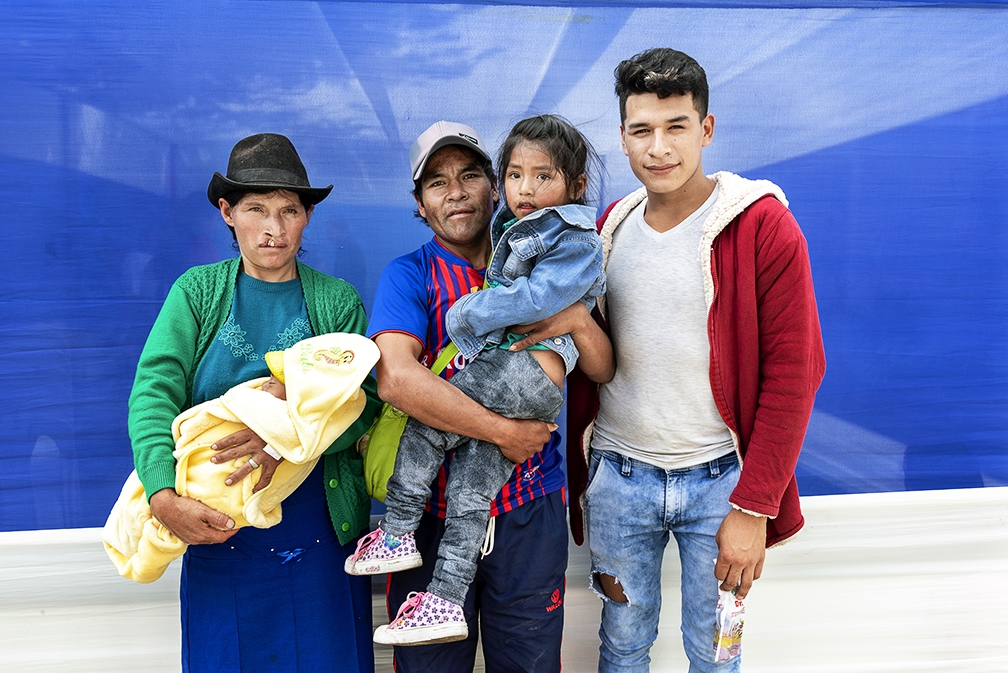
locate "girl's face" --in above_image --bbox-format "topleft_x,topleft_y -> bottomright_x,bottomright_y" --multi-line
504,141 -> 585,219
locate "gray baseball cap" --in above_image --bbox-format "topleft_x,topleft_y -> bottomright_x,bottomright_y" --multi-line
409,120 -> 491,181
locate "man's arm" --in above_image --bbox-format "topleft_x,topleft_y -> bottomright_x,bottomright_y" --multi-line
509,302 -> 614,383
374,332 -> 555,463
729,206 -> 824,514
715,202 -> 826,599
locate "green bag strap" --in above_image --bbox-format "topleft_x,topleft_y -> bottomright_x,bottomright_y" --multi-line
431,342 -> 458,375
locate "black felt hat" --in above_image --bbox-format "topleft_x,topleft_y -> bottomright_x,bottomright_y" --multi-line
207,133 -> 333,207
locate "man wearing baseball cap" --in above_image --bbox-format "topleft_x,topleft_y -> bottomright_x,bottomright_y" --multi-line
365,121 -> 589,672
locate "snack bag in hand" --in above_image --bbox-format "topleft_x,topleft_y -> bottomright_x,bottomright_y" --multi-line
713,588 -> 745,662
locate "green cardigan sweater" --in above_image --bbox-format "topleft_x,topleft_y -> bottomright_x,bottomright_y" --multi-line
127,258 -> 380,545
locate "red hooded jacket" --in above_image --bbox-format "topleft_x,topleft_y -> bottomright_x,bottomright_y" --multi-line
566,172 -> 826,547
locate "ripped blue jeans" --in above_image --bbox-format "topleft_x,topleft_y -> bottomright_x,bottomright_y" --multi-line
585,449 -> 741,673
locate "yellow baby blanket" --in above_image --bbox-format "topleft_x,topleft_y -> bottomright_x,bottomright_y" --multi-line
102,333 -> 379,583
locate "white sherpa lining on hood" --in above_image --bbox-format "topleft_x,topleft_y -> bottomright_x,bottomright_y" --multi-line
596,171 -> 787,317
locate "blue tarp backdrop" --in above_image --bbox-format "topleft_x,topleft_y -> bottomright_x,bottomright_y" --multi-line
2,1 -> 1007,531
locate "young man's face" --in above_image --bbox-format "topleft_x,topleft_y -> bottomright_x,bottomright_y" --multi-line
620,92 -> 714,197
415,145 -> 497,252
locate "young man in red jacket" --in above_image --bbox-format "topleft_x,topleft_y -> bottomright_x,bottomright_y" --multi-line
523,48 -> 826,672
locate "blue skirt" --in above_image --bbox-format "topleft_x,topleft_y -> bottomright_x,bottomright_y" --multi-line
180,462 -> 373,673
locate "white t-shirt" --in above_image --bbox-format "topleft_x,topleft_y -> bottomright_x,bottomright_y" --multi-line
591,186 -> 735,470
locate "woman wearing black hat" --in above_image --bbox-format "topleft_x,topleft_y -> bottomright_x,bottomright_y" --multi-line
127,134 -> 380,672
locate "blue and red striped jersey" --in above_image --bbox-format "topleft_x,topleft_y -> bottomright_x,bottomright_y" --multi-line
368,237 -> 565,517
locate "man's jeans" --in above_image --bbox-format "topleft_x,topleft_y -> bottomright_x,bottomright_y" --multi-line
383,347 -> 565,606
586,449 -> 742,673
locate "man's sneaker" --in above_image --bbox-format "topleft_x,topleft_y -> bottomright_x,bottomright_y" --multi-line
373,591 -> 468,646
344,523 -> 422,575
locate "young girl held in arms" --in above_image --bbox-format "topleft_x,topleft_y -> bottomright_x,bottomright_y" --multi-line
349,115 -> 611,646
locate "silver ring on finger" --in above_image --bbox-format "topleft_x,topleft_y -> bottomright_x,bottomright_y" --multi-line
248,457 -> 259,470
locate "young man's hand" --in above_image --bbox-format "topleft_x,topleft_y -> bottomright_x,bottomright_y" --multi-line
714,508 -> 766,599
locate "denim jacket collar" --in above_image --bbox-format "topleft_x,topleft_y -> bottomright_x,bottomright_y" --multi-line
490,202 -> 598,248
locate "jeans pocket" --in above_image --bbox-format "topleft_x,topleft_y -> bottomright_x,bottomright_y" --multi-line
713,453 -> 740,481
584,451 -> 607,502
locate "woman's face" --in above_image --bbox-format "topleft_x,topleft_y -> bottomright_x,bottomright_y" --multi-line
219,190 -> 312,282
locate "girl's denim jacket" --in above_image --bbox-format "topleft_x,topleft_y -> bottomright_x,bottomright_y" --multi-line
445,203 -> 605,375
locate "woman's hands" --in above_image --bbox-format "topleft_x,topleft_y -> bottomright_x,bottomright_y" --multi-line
148,429 -> 284,546
211,428 -> 284,493
149,489 -> 237,545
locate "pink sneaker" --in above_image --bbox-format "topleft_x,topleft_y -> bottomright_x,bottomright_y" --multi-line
373,591 -> 468,646
343,522 -> 422,575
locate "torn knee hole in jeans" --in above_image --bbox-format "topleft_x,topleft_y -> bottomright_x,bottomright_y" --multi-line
591,571 -> 629,604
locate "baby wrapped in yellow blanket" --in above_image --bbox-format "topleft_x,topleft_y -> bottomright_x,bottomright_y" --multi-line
103,333 -> 379,583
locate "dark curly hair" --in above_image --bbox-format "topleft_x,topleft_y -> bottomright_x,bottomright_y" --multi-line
614,48 -> 709,123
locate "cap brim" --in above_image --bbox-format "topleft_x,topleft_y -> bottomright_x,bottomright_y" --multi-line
412,137 -> 491,182
207,172 -> 333,207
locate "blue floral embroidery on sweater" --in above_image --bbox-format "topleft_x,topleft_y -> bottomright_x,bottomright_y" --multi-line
217,316 -> 258,361
217,315 -> 312,362
270,318 -> 312,352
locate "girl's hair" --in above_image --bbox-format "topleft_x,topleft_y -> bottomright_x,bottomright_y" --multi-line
496,114 -> 601,206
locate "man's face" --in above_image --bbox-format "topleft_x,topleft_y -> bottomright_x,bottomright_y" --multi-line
415,145 -> 497,250
620,92 -> 714,197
